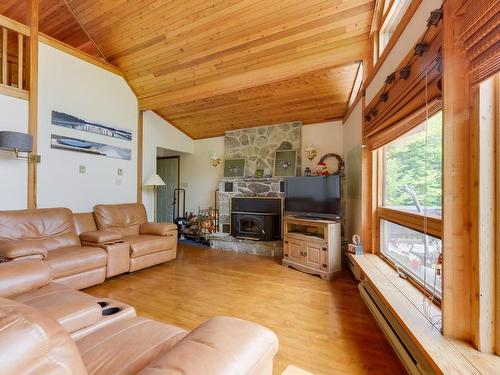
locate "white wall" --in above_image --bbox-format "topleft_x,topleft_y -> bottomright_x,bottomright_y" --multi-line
180,137 -> 225,214
302,121 -> 343,172
0,95 -> 29,210
37,43 -> 138,212
142,111 -> 194,220
343,102 -> 363,241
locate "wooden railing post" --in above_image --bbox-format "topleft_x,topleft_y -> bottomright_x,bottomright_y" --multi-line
27,0 -> 39,209
2,28 -> 7,85
18,34 -> 23,90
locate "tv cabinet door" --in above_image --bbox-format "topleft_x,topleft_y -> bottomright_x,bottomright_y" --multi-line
288,239 -> 304,264
305,242 -> 322,270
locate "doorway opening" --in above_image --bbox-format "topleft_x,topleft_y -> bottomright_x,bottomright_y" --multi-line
156,147 -> 180,223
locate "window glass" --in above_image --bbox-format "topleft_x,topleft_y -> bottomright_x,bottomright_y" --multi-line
380,219 -> 442,297
379,0 -> 412,53
382,111 -> 442,217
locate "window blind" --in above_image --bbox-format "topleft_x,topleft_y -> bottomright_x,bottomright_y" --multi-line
459,0 -> 499,86
363,24 -> 442,150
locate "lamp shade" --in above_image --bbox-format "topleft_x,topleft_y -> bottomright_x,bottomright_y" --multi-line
0,131 -> 33,152
144,174 -> 165,187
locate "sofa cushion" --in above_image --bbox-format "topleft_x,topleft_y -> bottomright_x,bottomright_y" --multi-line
73,212 -> 98,235
0,260 -> 53,298
12,283 -> 101,333
0,297 -> 88,375
47,246 -> 107,279
94,204 -> 148,237
80,230 -> 122,244
76,317 -> 187,375
123,235 -> 176,258
0,208 -> 80,252
139,222 -> 177,236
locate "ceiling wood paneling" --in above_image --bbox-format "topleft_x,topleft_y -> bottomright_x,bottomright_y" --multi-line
156,63 -> 359,138
0,0 -> 100,57
1,0 -> 375,139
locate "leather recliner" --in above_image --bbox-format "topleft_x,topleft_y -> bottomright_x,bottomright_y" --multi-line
93,203 -> 177,272
0,208 -> 107,290
0,260 -> 279,375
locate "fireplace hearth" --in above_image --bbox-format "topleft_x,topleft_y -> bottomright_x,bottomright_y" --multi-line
231,198 -> 281,241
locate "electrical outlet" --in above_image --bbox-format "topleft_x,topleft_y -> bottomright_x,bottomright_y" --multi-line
117,168 -> 123,176
79,165 -> 86,174
115,179 -> 122,186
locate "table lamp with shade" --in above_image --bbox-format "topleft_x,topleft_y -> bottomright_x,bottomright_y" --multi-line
144,174 -> 165,222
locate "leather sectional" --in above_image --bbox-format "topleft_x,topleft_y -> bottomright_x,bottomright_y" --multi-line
0,203 -> 177,289
0,259 -> 279,375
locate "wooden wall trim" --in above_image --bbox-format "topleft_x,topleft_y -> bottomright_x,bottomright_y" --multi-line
137,110 -> 144,204
0,14 -> 30,36
0,84 -> 29,100
39,33 -> 124,77
27,0 -> 39,209
442,0 -> 472,341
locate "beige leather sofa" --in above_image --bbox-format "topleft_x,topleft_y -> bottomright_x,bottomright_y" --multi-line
0,208 -> 107,290
93,203 -> 178,272
0,260 -> 279,375
0,204 -> 178,290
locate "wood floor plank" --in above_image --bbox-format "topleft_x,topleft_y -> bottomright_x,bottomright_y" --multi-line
84,242 -> 407,375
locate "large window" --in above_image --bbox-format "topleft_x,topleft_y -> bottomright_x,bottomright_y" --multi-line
379,0 -> 412,54
382,111 -> 442,217
378,111 -> 443,297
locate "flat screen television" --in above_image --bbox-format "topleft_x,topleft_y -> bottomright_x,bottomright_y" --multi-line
284,175 -> 341,220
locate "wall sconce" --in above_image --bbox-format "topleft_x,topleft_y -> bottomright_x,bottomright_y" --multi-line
0,131 -> 40,163
210,152 -> 222,166
304,144 -> 317,160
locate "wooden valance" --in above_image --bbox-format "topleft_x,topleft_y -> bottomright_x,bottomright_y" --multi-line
459,0 -> 500,86
364,22 -> 442,150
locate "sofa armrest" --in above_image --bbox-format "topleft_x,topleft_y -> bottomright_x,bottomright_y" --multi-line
79,230 -> 122,244
138,317 -> 279,375
139,222 -> 177,236
0,260 -> 53,298
0,241 -> 48,261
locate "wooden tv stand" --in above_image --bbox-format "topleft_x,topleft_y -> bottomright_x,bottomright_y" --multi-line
282,216 -> 341,280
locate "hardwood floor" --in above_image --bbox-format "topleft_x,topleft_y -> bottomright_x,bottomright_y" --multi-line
85,242 -> 407,375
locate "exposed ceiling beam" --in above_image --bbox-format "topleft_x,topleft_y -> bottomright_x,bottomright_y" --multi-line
139,41 -> 369,110
60,0 -> 108,63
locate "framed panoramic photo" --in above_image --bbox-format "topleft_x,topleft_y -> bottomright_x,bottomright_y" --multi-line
224,158 -> 246,178
273,150 -> 297,177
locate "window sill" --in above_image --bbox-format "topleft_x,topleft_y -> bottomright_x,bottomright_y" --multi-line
348,253 -> 500,374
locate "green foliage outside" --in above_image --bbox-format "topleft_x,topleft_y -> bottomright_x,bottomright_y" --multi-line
383,112 -> 442,211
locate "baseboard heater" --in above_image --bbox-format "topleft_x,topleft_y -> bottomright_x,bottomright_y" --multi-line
358,280 -> 435,375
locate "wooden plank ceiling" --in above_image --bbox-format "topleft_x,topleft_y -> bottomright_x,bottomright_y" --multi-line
1,0 -> 374,139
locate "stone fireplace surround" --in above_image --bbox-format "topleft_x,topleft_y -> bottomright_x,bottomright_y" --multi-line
217,178 -> 284,233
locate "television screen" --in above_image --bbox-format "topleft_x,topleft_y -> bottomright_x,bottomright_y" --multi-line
284,175 -> 341,219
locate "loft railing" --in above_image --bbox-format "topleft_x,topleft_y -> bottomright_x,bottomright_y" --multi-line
0,14 -> 30,100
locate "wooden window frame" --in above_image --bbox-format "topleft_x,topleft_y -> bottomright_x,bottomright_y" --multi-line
370,114 -> 443,301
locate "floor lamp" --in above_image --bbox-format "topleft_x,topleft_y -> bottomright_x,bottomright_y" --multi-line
144,174 -> 166,222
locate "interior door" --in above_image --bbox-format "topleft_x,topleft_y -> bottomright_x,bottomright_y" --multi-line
156,157 -> 179,222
